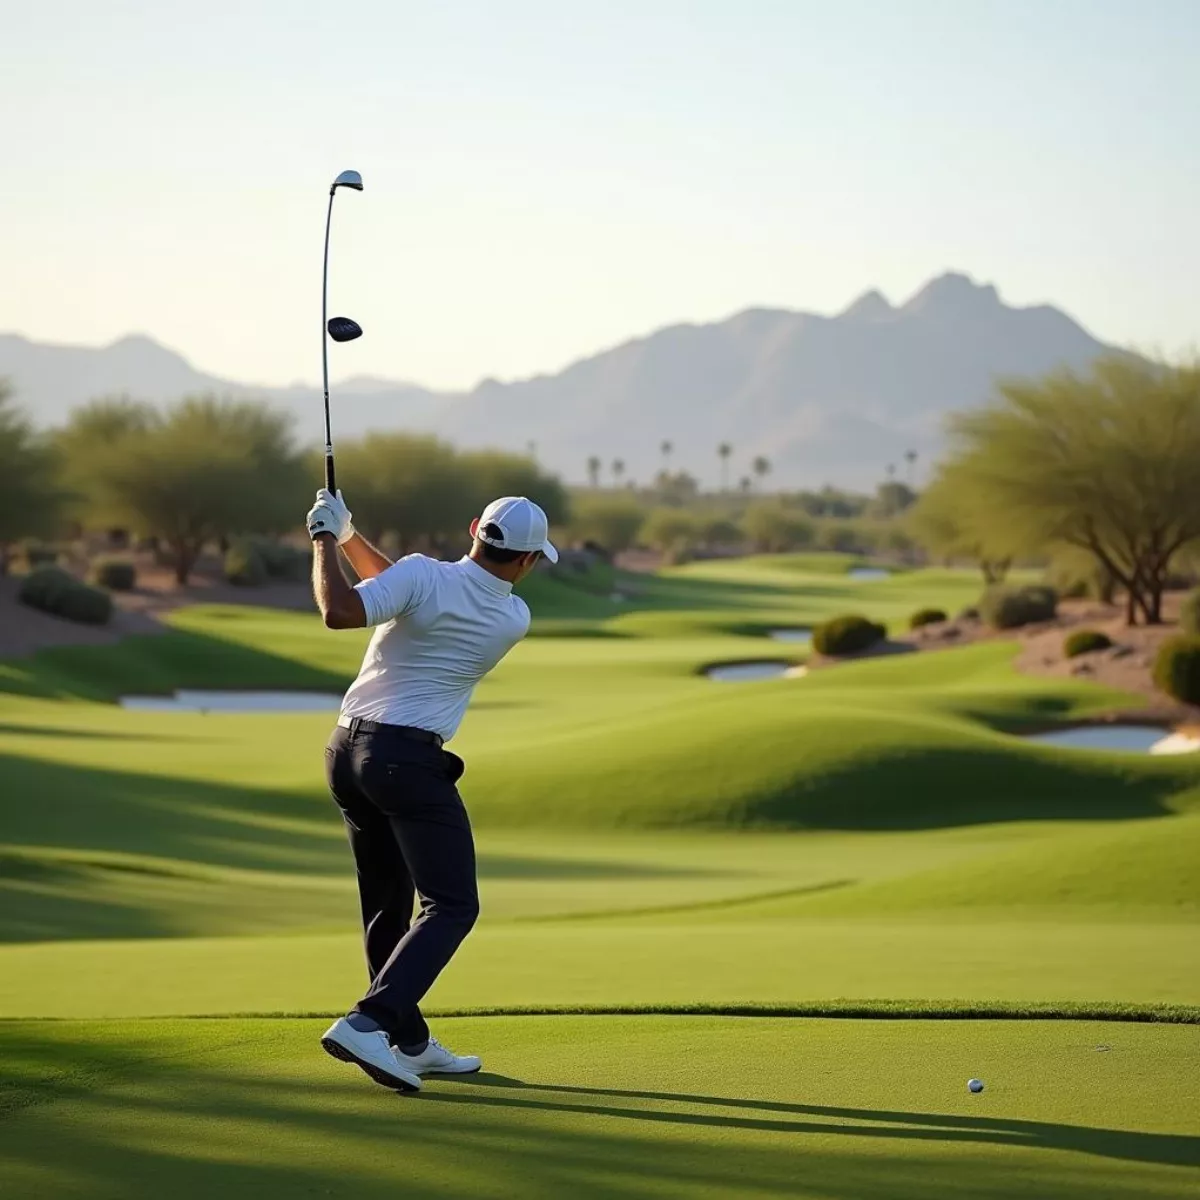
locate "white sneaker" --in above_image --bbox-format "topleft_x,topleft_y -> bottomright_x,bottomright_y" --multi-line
393,1034 -> 482,1076
321,1018 -> 422,1093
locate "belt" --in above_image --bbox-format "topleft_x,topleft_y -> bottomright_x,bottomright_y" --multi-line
337,716 -> 444,748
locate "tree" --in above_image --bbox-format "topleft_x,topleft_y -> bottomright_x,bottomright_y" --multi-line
639,508 -> 699,553
568,495 -> 645,554
652,470 -> 700,506
741,503 -> 815,553
751,456 -> 771,487
586,455 -> 601,489
908,467 -> 1027,582
872,480 -> 918,519
886,463 -> 896,481
945,357 -> 1200,623
904,449 -> 918,485
660,440 -> 673,471
60,396 -> 305,584
717,442 -> 732,490
611,458 -> 626,488
738,475 -> 752,494
0,381 -> 62,571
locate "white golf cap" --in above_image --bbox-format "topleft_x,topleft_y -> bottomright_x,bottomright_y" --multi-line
476,496 -> 559,563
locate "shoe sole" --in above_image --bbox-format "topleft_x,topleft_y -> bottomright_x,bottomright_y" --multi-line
423,1063 -> 483,1076
321,1036 -> 421,1093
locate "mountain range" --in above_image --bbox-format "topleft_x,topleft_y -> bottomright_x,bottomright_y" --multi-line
0,272 -> 1117,488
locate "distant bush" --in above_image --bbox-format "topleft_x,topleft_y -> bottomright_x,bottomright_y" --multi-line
1181,589 -> 1200,637
19,540 -> 58,568
909,608 -> 947,629
254,539 -> 311,582
1153,636 -> 1200,705
567,496 -> 646,555
979,585 -> 1058,630
741,503 -> 815,553
224,540 -> 269,587
19,566 -> 113,625
640,509 -> 699,555
958,606 -> 980,621
1064,629 -> 1113,658
812,613 -> 887,656
89,556 -> 137,592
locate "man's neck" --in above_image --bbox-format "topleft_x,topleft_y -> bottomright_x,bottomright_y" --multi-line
467,547 -> 519,584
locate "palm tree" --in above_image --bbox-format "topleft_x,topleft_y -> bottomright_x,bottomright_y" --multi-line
904,448 -> 918,486
738,475 -> 752,494
886,463 -> 897,481
751,455 -> 771,488
611,458 -> 626,488
586,455 -> 601,489
526,440 -> 537,463
660,440 -> 673,472
717,442 -> 733,491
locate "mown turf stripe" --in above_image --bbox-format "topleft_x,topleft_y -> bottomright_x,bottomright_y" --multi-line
10,1000 -> 1196,1024
511,879 -> 855,923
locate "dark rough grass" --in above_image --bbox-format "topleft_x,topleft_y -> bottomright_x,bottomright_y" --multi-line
56,999 -> 1197,1025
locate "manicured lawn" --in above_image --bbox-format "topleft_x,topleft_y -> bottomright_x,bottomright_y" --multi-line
1,1017 -> 1196,1199
1,554 -> 1197,1196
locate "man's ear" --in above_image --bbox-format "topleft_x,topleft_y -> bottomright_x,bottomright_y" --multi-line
469,517 -> 480,538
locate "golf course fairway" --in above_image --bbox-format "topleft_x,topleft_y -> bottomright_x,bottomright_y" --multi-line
1,556 -> 1197,1196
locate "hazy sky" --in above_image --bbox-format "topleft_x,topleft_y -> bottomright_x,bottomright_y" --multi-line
4,0 -> 1198,391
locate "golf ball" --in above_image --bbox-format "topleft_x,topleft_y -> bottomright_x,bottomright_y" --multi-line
968,1078 -> 984,1093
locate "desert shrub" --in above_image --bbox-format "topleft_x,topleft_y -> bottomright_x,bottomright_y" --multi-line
909,607 -> 947,629
812,613 -> 887,656
224,540 -> 268,587
1153,636 -> 1200,705
1181,589 -> 1200,636
741,504 -> 815,552
90,556 -> 137,591
1064,629 -> 1113,658
19,565 -> 113,625
19,539 -> 58,568
254,539 -> 311,582
979,584 -> 1058,629
565,496 -> 646,555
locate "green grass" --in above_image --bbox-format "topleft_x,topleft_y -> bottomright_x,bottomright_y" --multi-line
1,1017 -> 1197,1199
1,553 -> 1198,1196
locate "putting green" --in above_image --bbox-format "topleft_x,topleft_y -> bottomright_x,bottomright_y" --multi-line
1,1017 -> 1196,1199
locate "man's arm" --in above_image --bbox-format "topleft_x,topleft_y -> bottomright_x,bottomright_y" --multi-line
339,532 -> 393,582
312,535 -> 367,629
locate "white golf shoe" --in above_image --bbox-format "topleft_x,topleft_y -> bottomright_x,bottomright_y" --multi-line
393,1034 -> 482,1076
321,1017 -> 422,1093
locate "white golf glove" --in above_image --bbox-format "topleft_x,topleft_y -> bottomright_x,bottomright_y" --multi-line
306,488 -> 355,545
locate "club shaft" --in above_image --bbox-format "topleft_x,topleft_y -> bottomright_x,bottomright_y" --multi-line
321,190 -> 336,489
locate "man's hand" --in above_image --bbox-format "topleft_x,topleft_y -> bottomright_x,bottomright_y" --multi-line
306,488 -> 355,545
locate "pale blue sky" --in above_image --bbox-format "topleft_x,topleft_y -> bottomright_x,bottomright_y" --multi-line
3,0 -> 1197,390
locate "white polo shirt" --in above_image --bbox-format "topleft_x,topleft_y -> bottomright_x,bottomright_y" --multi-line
339,554 -> 530,741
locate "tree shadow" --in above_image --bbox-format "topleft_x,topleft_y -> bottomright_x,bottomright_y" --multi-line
0,1023 -> 1193,1200
740,742 -> 1192,830
436,1074 -> 1200,1170
0,627 -> 354,702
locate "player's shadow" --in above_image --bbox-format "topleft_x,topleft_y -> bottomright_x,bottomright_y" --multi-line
431,1075 -> 1200,1170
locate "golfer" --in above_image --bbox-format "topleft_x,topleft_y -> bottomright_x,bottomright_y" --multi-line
305,488 -> 556,1093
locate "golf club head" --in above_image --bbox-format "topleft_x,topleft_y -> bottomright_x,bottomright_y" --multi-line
331,169 -> 363,193
327,316 -> 363,343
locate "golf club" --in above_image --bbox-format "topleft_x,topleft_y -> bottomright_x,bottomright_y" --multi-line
321,168 -> 364,492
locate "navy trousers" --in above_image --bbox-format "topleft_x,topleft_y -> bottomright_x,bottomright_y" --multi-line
325,722 -> 479,1045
